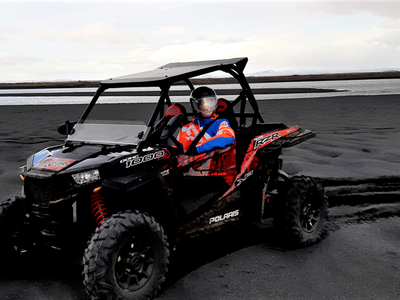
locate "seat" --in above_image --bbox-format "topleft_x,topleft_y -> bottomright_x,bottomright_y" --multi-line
216,99 -> 254,173
150,103 -> 189,148
165,103 -> 189,124
162,104 -> 189,150
217,98 -> 238,131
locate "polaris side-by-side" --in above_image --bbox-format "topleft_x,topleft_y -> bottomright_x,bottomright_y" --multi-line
0,57 -> 328,300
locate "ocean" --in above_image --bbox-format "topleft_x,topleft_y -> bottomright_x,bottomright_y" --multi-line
0,78 -> 399,106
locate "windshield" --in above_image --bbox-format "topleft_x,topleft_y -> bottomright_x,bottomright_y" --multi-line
67,123 -> 146,145
69,90 -> 149,145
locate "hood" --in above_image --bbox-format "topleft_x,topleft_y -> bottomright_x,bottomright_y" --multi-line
32,144 -> 111,173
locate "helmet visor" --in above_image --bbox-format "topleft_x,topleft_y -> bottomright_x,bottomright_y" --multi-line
194,96 -> 217,118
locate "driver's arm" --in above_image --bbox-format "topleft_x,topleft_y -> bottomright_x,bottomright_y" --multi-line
176,122 -> 200,153
196,120 -> 235,153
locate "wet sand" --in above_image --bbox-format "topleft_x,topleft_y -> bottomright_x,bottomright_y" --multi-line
1,94 -> 399,198
0,93 -> 400,299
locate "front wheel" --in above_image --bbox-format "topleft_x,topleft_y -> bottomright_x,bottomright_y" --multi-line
275,176 -> 328,246
83,211 -> 170,300
0,196 -> 33,259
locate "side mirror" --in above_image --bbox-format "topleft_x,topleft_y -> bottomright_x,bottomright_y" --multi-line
57,120 -> 77,135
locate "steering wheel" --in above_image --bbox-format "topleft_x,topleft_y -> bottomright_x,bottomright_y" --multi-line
160,114 -> 184,153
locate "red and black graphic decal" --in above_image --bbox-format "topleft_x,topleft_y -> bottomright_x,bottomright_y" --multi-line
177,144 -> 237,186
221,128 -> 297,198
253,132 -> 280,150
35,157 -> 76,171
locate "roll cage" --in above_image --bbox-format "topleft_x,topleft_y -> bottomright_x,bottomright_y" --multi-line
78,57 -> 264,150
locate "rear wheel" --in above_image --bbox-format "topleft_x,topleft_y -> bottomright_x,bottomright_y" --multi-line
275,176 -> 328,246
83,211 -> 169,300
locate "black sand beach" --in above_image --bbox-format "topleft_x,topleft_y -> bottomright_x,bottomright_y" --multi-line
0,89 -> 400,299
1,94 -> 399,199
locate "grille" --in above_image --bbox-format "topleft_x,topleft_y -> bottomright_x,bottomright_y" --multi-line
24,172 -> 78,242
25,175 -> 55,206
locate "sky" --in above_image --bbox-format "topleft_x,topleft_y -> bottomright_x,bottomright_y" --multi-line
1,0 -> 400,82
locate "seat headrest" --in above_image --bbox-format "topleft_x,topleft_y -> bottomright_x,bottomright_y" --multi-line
216,98 -> 238,130
217,98 -> 229,114
166,103 -> 186,117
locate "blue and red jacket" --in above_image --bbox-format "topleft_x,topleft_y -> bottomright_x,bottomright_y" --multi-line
177,113 -> 235,154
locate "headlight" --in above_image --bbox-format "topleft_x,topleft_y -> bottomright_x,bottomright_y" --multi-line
72,170 -> 101,185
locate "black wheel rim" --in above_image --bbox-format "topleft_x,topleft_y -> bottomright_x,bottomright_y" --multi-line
10,217 -> 35,255
300,194 -> 321,233
115,236 -> 154,291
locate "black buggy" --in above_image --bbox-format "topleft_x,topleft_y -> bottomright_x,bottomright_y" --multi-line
0,57 -> 328,300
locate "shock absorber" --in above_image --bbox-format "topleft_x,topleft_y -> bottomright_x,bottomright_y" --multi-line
90,188 -> 109,227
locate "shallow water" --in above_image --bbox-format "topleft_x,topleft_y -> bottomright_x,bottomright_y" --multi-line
0,78 -> 399,105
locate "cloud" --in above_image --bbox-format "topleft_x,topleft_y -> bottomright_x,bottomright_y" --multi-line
209,37 -> 246,45
148,35 -> 249,65
0,52 -> 42,66
0,25 -> 21,42
1,1 -> 400,82
302,1 -> 400,18
34,22 -> 143,44
371,30 -> 400,48
0,52 -> 46,81
380,17 -> 400,29
152,26 -> 192,38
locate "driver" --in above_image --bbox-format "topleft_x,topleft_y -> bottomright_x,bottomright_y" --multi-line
177,86 -> 235,154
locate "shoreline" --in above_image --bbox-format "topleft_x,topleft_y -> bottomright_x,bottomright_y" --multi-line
0,87 -> 341,97
1,70 -> 400,90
